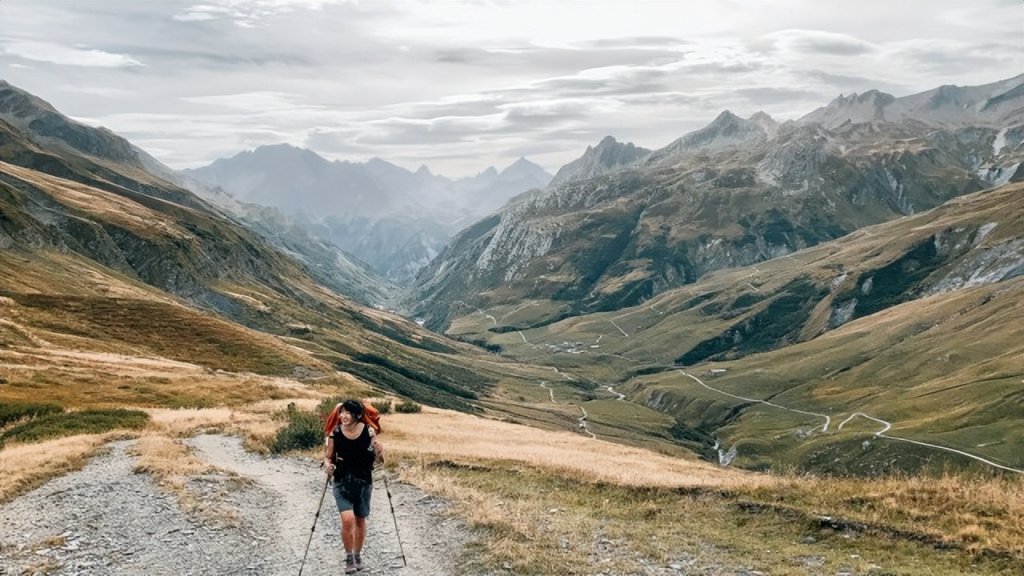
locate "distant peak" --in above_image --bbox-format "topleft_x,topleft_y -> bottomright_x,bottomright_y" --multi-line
415,164 -> 433,176
597,135 -> 619,146
503,157 -> 543,173
253,143 -> 308,155
713,109 -> 741,122
829,89 -> 895,107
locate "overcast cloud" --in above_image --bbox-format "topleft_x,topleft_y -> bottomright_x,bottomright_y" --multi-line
0,0 -> 1020,177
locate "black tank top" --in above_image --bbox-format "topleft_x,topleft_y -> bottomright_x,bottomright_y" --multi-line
331,424 -> 374,482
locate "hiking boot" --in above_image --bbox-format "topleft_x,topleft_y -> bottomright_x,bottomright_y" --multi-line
354,553 -> 363,571
344,554 -> 357,574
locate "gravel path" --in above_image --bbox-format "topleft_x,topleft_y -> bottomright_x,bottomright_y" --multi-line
0,434 -> 470,576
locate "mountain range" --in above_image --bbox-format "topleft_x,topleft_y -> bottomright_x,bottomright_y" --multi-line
184,145 -> 551,282
409,75 -> 1023,330
1,74 -> 1021,477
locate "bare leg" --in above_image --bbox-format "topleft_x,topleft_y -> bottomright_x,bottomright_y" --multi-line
340,510 -> 357,553
353,516 -> 367,553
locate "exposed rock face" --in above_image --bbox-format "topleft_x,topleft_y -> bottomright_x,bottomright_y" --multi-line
647,111 -> 775,166
800,76 -> 1024,129
411,76 -> 1024,329
549,136 -> 651,188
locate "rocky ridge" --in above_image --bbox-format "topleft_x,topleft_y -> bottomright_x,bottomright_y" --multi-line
410,76 -> 1024,329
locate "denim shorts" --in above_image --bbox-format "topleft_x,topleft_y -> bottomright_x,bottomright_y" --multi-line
332,476 -> 373,518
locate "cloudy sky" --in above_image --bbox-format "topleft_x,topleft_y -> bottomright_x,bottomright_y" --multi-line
1,0 -> 1020,177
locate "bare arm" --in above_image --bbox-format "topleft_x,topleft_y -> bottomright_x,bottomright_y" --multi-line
370,429 -> 384,467
324,435 -> 336,476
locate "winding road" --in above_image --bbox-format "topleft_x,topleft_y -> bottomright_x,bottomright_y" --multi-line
484,297 -> 1021,475
679,371 -> 830,433
684,372 -> 1023,475
837,413 -> 1024,474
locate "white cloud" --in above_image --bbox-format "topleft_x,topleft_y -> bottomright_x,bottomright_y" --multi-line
182,91 -> 313,112
2,40 -> 143,68
766,29 -> 878,56
0,0 -> 1019,177
173,0 -> 346,27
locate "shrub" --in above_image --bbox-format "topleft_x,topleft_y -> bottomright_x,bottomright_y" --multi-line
0,402 -> 64,428
0,408 -> 148,446
372,398 -> 392,414
271,403 -> 322,453
316,397 -> 343,417
395,400 -> 422,414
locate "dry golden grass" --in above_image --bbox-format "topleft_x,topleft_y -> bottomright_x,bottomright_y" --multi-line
0,434 -> 111,502
130,435 -> 213,482
384,406 -> 769,490
0,345 -> 321,409
128,434 -> 236,519
379,407 -> 1024,573
770,474 -> 1024,557
2,387 -> 1021,573
400,464 -> 605,572
0,161 -> 190,242
143,400 -> 324,453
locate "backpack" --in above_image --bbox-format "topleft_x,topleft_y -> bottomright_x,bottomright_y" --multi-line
323,400 -> 382,437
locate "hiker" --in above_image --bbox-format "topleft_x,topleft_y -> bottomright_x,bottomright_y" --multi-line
324,399 -> 384,573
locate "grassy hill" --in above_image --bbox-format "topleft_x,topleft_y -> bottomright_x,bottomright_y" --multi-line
446,182 -> 1024,476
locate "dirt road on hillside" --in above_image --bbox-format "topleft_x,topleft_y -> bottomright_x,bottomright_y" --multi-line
0,435 -> 471,576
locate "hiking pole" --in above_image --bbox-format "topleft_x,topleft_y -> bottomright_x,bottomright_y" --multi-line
298,473 -> 330,576
382,473 -> 407,567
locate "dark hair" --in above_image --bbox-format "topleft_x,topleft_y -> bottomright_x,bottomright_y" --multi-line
341,399 -> 364,420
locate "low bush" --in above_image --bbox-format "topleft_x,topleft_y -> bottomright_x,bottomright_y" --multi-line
0,402 -> 64,428
395,400 -> 422,414
0,408 -> 148,446
271,402 -> 323,453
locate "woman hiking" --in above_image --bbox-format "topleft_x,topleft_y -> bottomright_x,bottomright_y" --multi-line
324,399 -> 384,573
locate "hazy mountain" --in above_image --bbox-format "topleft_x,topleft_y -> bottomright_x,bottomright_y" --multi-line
549,136 -> 651,188
185,146 -> 551,281
647,110 -> 776,166
410,76 -> 1023,329
800,75 -> 1024,129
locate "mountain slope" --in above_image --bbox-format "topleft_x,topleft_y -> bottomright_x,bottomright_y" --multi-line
411,76 -> 1024,330
447,181 -> 1024,474
0,82 -> 547,412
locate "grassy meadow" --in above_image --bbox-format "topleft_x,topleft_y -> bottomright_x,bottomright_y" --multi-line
1,173 -> 1022,572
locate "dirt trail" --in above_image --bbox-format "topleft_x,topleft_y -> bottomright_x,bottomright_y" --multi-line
0,434 -> 470,576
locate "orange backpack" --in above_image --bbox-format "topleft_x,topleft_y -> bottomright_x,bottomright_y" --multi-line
323,400 -> 382,436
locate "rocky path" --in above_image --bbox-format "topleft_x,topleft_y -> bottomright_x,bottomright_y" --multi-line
0,435 -> 470,576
